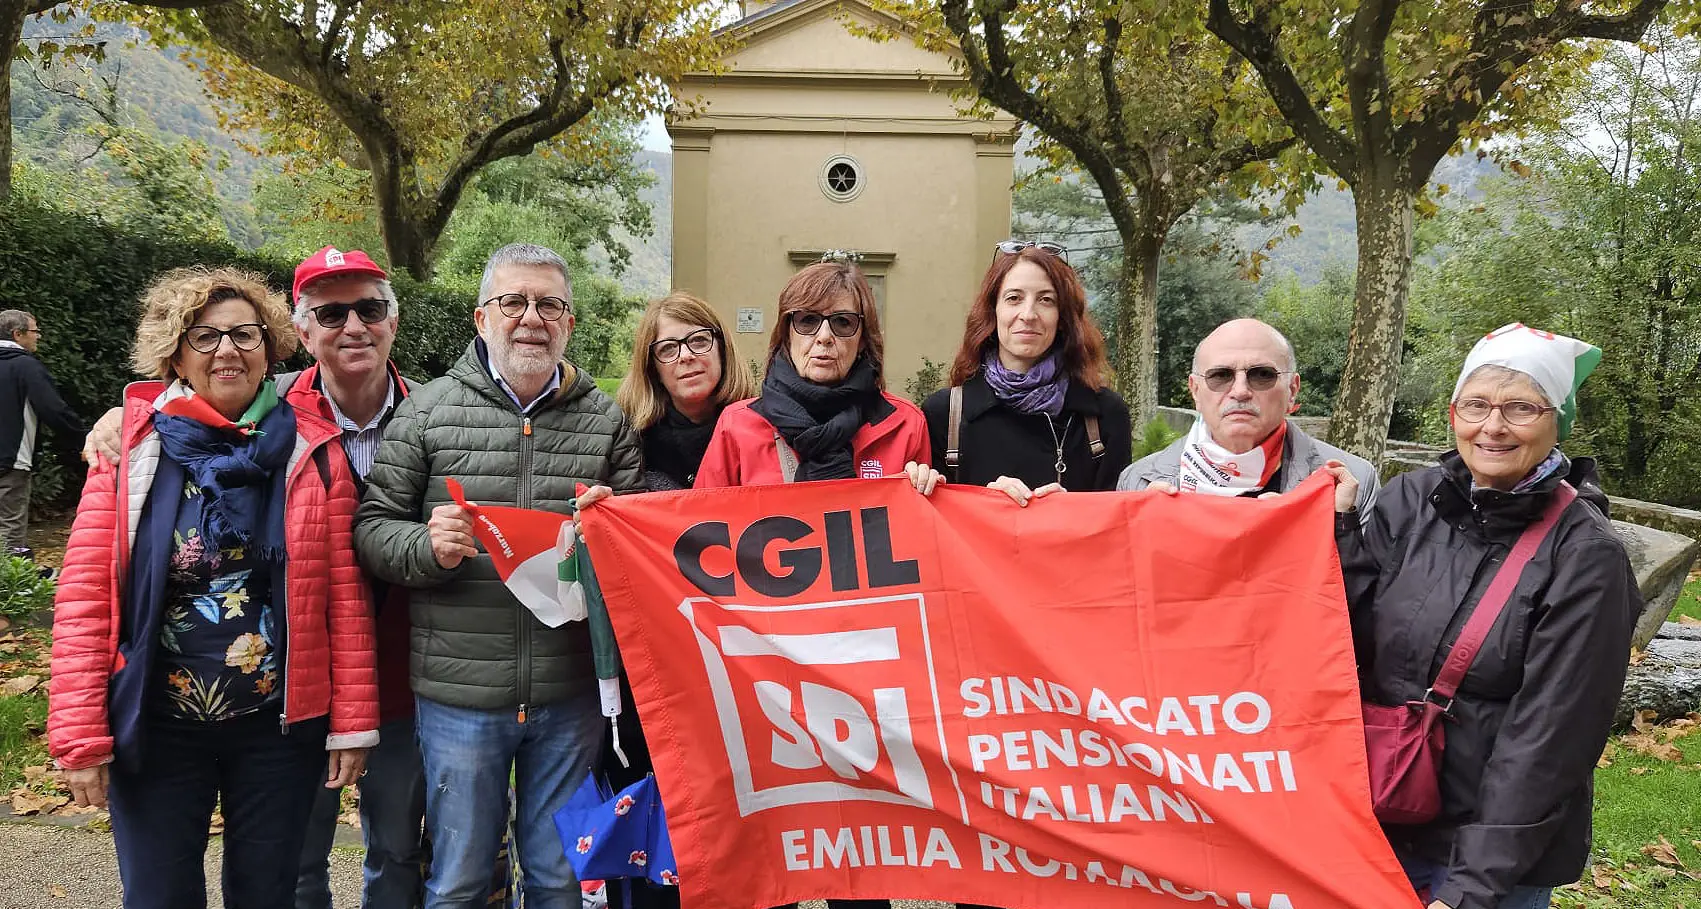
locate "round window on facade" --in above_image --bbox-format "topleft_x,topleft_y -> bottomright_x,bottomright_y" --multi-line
820,155 -> 864,202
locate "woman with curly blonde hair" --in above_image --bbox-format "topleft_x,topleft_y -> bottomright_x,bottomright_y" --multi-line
48,266 -> 379,909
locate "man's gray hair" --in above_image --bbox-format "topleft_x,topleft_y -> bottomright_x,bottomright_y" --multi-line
1191,320 -> 1299,374
0,310 -> 33,340
292,278 -> 399,329
479,244 -> 573,308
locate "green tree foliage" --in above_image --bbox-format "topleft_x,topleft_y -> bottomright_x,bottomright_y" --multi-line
1013,174 -> 1263,409
0,199 -> 475,459
1407,25 -> 1701,505
123,0 -> 723,279
1207,0 -> 1676,461
883,0 -> 1299,424
12,57 -> 227,242
0,1 -> 218,201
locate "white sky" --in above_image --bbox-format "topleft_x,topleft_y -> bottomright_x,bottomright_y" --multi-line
641,113 -> 671,152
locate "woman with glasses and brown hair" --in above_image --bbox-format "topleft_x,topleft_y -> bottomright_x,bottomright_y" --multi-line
48,266 -> 379,909
1326,324 -> 1637,909
922,241 -> 1131,504
692,261 -> 938,495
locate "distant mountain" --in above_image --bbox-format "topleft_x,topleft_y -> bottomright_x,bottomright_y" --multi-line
609,149 -> 672,299
1235,153 -> 1505,285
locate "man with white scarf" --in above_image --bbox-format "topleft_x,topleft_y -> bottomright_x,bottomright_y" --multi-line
1117,318 -> 1379,517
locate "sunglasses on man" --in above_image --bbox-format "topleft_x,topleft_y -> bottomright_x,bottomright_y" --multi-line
309,298 -> 391,329
1193,365 -> 1293,392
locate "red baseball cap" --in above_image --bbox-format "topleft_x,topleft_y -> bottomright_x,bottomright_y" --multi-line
293,246 -> 388,300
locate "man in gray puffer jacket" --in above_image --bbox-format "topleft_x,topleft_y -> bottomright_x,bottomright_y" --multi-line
354,244 -> 642,909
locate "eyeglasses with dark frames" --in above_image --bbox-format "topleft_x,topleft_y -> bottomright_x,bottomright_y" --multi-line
310,298 -> 390,329
790,310 -> 863,339
183,322 -> 267,354
1452,399 -> 1555,426
1193,366 -> 1292,392
651,328 -> 719,364
482,293 -> 570,322
993,239 -> 1069,262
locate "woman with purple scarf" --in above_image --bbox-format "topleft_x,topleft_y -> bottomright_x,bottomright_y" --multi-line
922,241 -> 1131,504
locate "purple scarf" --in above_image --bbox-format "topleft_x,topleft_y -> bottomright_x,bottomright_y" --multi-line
982,350 -> 1068,417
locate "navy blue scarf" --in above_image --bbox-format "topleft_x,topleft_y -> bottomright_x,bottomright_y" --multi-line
150,402 -> 297,562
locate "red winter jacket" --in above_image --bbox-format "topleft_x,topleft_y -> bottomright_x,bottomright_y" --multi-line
693,393 -> 931,488
48,382 -> 380,770
284,364 -> 415,724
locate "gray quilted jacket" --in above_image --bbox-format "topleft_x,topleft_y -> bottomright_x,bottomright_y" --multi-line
354,341 -> 643,710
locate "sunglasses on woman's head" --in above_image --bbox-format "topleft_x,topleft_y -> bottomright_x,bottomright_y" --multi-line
790,310 -> 863,339
993,239 -> 1068,262
309,298 -> 390,329
1194,365 -> 1290,392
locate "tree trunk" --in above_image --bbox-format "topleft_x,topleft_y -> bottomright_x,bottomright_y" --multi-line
381,215 -> 435,282
0,5 -> 30,203
368,154 -> 437,281
1112,226 -> 1163,427
1328,171 -> 1415,463
1621,400 -> 1650,492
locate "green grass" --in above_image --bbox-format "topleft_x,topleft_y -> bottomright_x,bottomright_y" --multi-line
0,690 -> 48,793
1671,576 -> 1701,624
594,376 -> 621,397
1555,731 -> 1701,907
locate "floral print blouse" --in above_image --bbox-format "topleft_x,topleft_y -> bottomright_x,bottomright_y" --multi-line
157,480 -> 281,721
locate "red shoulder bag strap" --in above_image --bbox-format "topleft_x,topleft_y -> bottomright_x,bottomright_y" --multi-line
1427,481 -> 1578,706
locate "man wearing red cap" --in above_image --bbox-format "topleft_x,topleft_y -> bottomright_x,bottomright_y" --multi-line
83,247 -> 428,909
285,247 -> 429,909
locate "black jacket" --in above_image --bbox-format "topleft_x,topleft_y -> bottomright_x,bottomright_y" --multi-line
922,372 -> 1132,491
0,344 -> 82,470
1337,452 -> 1638,909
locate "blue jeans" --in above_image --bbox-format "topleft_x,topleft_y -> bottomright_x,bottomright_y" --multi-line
415,693 -> 603,909
109,711 -> 328,909
1398,852 -> 1553,909
296,717 -> 428,909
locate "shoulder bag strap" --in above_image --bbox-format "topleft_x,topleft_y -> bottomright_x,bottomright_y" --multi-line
1085,414 -> 1105,458
1429,481 -> 1578,703
773,432 -> 799,484
945,385 -> 964,482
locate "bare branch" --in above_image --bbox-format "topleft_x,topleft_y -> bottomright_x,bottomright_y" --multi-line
940,0 -> 1142,241
1570,0 -> 1669,41
1206,0 -> 1356,180
1404,0 -> 1670,182
321,1 -> 353,69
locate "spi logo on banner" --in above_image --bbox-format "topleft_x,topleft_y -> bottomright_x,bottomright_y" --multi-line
673,505 -> 969,820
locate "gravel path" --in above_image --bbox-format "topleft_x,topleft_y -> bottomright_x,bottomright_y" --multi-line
0,821 -> 952,909
0,821 -> 366,909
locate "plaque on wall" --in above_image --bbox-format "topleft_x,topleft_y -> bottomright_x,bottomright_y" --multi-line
736,308 -> 764,333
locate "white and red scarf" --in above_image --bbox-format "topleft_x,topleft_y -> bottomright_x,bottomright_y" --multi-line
1175,419 -> 1288,496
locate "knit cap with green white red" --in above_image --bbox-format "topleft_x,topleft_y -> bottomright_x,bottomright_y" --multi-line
1451,323 -> 1602,441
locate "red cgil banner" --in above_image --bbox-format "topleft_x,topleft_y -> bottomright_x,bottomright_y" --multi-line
578,475 -> 1419,909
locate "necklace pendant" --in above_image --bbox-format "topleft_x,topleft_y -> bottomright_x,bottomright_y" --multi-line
1055,457 -> 1068,476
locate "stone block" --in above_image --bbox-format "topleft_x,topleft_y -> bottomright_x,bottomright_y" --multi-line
1619,524 -> 1700,650
1617,622 -> 1701,728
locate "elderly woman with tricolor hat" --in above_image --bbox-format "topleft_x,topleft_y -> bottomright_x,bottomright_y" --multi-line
1327,324 -> 1639,909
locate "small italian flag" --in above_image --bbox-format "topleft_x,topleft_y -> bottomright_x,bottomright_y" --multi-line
445,478 -> 585,628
